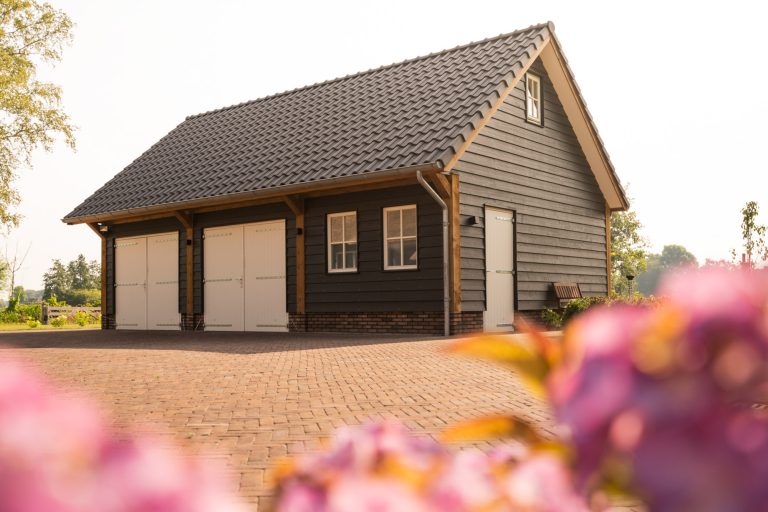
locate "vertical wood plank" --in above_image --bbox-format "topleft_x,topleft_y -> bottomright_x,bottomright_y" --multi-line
450,174 -> 461,313
295,200 -> 305,314
186,225 -> 194,317
101,236 -> 107,324
605,203 -> 612,295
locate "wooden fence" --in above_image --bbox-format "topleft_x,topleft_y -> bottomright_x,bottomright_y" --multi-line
42,306 -> 101,324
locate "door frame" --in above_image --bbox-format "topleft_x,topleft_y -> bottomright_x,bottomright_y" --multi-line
483,205 -> 517,331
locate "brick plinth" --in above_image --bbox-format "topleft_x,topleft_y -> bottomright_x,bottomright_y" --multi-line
101,314 -> 116,330
288,311 -> 484,335
181,313 -> 205,331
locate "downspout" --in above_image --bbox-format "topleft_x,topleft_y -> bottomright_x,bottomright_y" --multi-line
416,171 -> 449,337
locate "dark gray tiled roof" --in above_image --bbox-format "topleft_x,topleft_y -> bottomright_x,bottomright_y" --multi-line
65,23 -> 551,221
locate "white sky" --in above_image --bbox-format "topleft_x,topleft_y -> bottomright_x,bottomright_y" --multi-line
10,0 -> 768,289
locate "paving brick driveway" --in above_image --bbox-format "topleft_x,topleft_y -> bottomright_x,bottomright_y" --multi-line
0,330 -> 554,510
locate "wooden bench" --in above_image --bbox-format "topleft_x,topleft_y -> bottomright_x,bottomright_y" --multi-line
553,282 -> 582,309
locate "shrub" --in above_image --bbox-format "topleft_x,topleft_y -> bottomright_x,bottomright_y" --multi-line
560,296 -> 608,324
74,311 -> 88,326
62,289 -> 100,307
542,295 -> 662,328
27,320 -> 40,328
17,303 -> 41,322
540,308 -> 563,329
50,315 -> 67,328
0,310 -> 20,323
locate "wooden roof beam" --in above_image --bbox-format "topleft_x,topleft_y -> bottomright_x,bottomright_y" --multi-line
87,222 -> 106,239
282,195 -> 304,216
174,211 -> 193,230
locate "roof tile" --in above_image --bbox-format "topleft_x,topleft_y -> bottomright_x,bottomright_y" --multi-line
65,23 -> 552,221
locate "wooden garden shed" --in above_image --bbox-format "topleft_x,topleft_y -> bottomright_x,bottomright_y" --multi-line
64,22 -> 628,335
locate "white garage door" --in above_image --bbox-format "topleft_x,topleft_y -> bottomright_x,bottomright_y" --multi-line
204,220 -> 287,332
115,232 -> 180,330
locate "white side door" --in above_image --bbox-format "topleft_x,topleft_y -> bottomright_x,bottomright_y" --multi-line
244,220 -> 288,332
484,207 -> 515,331
204,225 -> 245,331
115,236 -> 148,330
147,232 -> 180,330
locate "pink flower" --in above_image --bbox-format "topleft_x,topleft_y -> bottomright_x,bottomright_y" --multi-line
0,356 -> 246,512
275,420 -> 588,512
548,267 -> 768,509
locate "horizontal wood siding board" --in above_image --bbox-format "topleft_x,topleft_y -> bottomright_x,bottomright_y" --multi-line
457,57 -> 608,312
305,185 -> 443,312
461,179 -> 604,215
460,146 -> 597,190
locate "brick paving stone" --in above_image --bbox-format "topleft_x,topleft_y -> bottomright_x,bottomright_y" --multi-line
0,330 -> 566,511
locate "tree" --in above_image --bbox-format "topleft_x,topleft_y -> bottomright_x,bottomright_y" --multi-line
68,254 -> 99,289
5,241 -> 29,300
42,258 -> 68,300
42,254 -> 100,303
611,210 -> 649,296
736,201 -> 767,268
637,244 -> 698,295
0,1 -> 75,228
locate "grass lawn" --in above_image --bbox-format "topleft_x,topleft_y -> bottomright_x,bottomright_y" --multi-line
0,323 -> 100,332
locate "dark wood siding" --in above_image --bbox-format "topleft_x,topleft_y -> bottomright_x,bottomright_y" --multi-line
304,185 -> 443,312
455,59 -> 608,312
194,203 -> 296,314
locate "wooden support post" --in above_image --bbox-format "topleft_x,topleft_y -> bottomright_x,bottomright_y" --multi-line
605,203 -> 612,296
449,175 -> 461,313
283,196 -> 305,314
87,223 -> 107,327
174,212 -> 195,321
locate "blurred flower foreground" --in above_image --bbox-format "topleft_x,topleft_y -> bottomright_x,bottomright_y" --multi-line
274,268 -> 768,512
0,357 -> 247,512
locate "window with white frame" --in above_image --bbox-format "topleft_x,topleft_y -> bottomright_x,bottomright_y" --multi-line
525,73 -> 542,124
383,205 -> 417,270
327,211 -> 357,272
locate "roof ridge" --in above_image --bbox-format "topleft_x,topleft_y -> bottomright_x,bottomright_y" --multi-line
185,21 -> 553,121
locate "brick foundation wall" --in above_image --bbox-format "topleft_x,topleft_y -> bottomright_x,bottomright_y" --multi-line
101,314 -> 115,330
181,313 -> 205,331
287,311 -> 484,335
450,311 -> 484,335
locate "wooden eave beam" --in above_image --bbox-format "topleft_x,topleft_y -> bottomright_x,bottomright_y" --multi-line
174,211 -> 193,230
87,222 -> 106,239
72,172 -> 440,224
428,173 -> 451,200
282,195 -> 303,217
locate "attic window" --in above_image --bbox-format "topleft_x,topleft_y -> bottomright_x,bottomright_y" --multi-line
525,73 -> 542,124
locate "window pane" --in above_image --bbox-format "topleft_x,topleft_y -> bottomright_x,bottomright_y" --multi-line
387,239 -> 401,267
402,207 -> 417,237
344,214 -> 356,242
330,243 -> 344,270
386,210 -> 400,238
330,216 -> 343,243
403,237 -> 417,267
344,242 -> 357,269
